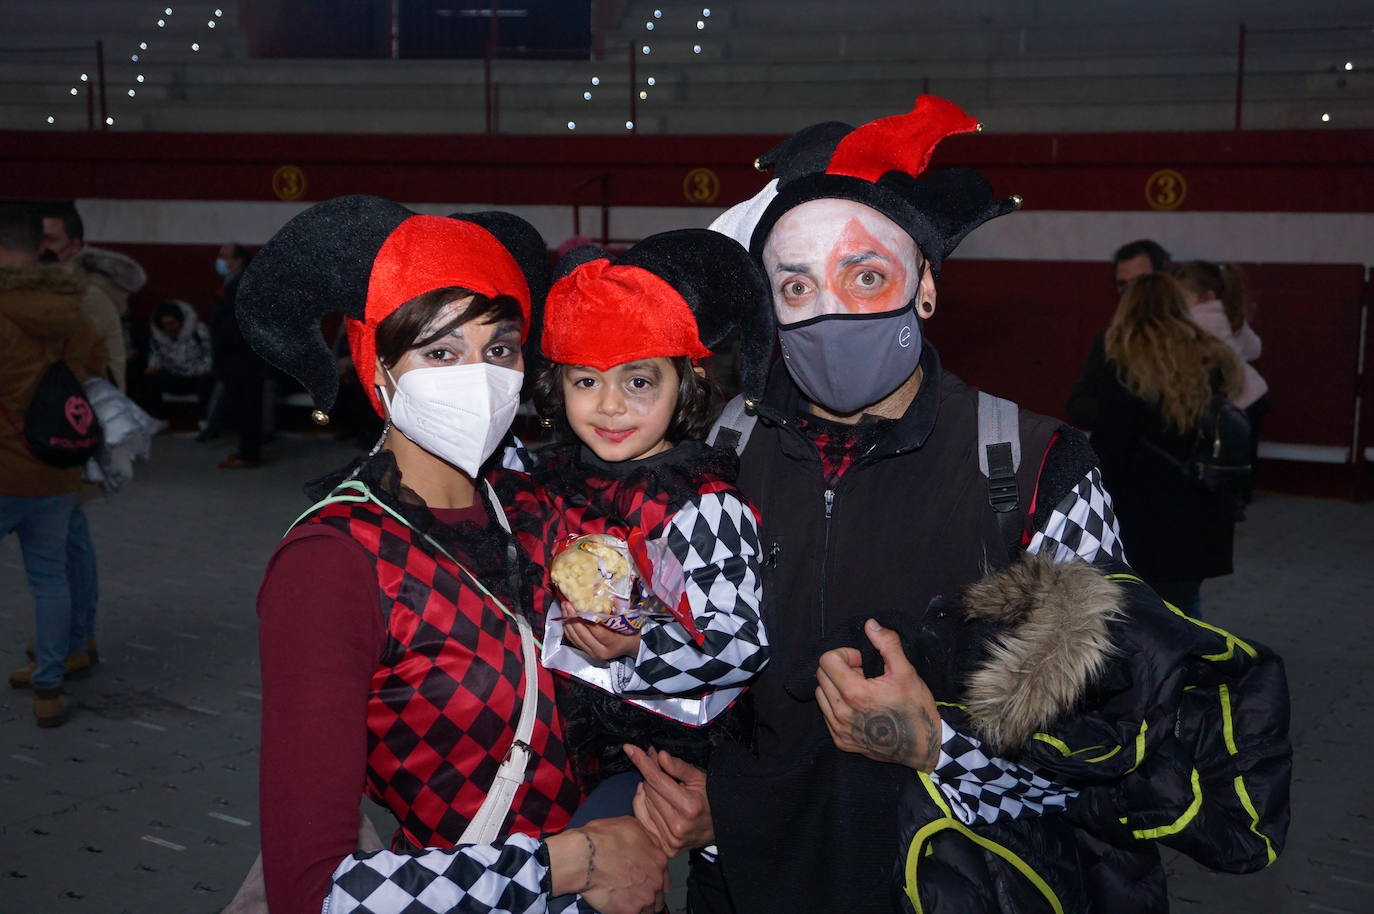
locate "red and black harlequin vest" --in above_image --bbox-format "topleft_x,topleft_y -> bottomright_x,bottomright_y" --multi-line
300,494 -> 582,850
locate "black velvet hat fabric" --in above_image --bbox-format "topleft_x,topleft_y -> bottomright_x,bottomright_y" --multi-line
237,195 -> 412,415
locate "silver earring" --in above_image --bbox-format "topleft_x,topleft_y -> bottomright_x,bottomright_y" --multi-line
367,419 -> 392,458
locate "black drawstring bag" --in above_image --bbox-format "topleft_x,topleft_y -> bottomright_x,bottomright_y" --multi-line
21,360 -> 103,467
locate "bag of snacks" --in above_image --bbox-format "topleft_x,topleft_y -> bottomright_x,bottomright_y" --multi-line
550,532 -> 703,643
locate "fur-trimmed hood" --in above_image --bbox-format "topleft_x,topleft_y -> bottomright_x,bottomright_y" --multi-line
78,245 -> 147,293
0,262 -> 84,296
960,553 -> 1123,754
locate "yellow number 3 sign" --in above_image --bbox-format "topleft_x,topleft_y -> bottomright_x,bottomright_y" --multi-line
272,165 -> 308,202
1145,169 -> 1186,211
683,167 -> 720,204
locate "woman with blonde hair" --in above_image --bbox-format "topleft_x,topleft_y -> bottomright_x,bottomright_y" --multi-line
1089,272 -> 1245,615
1174,259 -> 1269,503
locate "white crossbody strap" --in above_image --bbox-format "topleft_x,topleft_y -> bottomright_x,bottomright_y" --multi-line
457,482 -> 539,845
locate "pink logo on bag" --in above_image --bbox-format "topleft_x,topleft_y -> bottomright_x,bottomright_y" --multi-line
65,396 -> 94,435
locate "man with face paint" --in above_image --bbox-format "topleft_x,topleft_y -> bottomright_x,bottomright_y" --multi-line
626,97 -> 1290,914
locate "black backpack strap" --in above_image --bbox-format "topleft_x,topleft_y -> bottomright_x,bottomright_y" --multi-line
708,394 -> 758,456
977,391 -> 1022,558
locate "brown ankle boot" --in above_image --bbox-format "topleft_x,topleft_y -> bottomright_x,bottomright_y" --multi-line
26,637 -> 98,665
9,652 -> 93,689
33,686 -> 66,729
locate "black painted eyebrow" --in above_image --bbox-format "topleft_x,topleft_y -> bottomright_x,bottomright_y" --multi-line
486,321 -> 522,339
839,250 -> 889,267
619,360 -> 662,380
776,262 -> 813,275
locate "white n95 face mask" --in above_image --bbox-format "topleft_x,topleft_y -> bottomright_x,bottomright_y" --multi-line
379,362 -> 524,478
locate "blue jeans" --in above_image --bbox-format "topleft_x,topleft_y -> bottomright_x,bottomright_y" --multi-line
0,493 -> 78,688
565,771 -> 642,828
67,505 -> 99,648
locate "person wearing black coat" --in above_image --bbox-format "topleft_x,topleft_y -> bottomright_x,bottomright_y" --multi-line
208,243 -> 269,467
1086,273 -> 1245,614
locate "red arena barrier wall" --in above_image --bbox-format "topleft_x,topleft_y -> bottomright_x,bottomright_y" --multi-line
3,127 -> 1371,497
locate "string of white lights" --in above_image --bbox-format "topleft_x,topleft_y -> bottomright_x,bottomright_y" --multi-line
568,6 -> 712,133
48,5 -> 225,128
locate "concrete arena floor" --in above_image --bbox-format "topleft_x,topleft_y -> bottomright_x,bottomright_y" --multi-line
0,434 -> 1370,914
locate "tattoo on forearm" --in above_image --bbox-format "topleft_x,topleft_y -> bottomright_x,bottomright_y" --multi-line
851,706 -> 939,770
577,831 -> 596,894
917,707 -> 939,771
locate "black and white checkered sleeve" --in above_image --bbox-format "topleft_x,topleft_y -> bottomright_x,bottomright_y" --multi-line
1026,467 -> 1126,566
324,833 -> 593,914
929,721 -> 1078,826
613,491 -> 768,696
497,434 -> 535,474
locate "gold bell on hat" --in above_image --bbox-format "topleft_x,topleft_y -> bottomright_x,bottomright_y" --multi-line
311,409 -> 330,426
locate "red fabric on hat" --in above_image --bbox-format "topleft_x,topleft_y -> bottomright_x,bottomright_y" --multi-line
542,259 -> 711,370
825,94 -> 981,183
348,215 -> 531,413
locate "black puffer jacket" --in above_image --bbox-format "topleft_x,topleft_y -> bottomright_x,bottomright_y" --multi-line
890,556 -> 1290,914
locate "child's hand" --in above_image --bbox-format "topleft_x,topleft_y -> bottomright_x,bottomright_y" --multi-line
563,619 -> 642,661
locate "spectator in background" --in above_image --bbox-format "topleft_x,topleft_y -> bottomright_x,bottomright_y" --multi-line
1088,272 -> 1243,615
1174,260 -> 1269,504
1111,238 -> 1172,295
0,203 -> 108,728
1067,238 -> 1173,429
143,299 -> 215,422
38,201 -> 146,391
36,202 -> 123,675
208,243 -> 267,468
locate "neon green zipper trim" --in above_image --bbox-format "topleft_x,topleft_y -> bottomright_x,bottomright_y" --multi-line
1130,769 -> 1202,839
1031,733 -> 1122,763
1217,684 -> 1278,865
905,774 -> 1065,914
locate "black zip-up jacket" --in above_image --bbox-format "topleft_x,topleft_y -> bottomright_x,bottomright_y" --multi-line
705,345 -> 1289,914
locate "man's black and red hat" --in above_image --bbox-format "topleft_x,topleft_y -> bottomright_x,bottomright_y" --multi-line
744,94 -> 1022,275
237,194 -> 548,420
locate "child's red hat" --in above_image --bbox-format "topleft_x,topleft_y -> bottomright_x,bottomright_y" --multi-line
541,229 -> 772,399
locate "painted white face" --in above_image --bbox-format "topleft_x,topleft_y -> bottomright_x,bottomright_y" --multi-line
561,357 -> 679,463
762,198 -> 922,325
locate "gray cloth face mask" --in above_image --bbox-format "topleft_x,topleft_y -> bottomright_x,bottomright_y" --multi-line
777,301 -> 922,415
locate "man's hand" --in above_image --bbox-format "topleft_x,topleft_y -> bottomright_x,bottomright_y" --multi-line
625,744 -> 715,855
563,620 -> 642,662
815,618 -> 941,772
547,816 -> 668,914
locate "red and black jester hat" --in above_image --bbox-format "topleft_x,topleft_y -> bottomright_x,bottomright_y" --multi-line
237,194 -> 549,420
748,94 -> 1023,276
541,229 -> 773,402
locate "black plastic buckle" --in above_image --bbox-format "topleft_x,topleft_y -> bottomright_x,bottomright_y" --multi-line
985,442 -> 1020,513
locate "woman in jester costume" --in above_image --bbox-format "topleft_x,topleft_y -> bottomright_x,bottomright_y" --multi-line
236,195 -> 668,914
